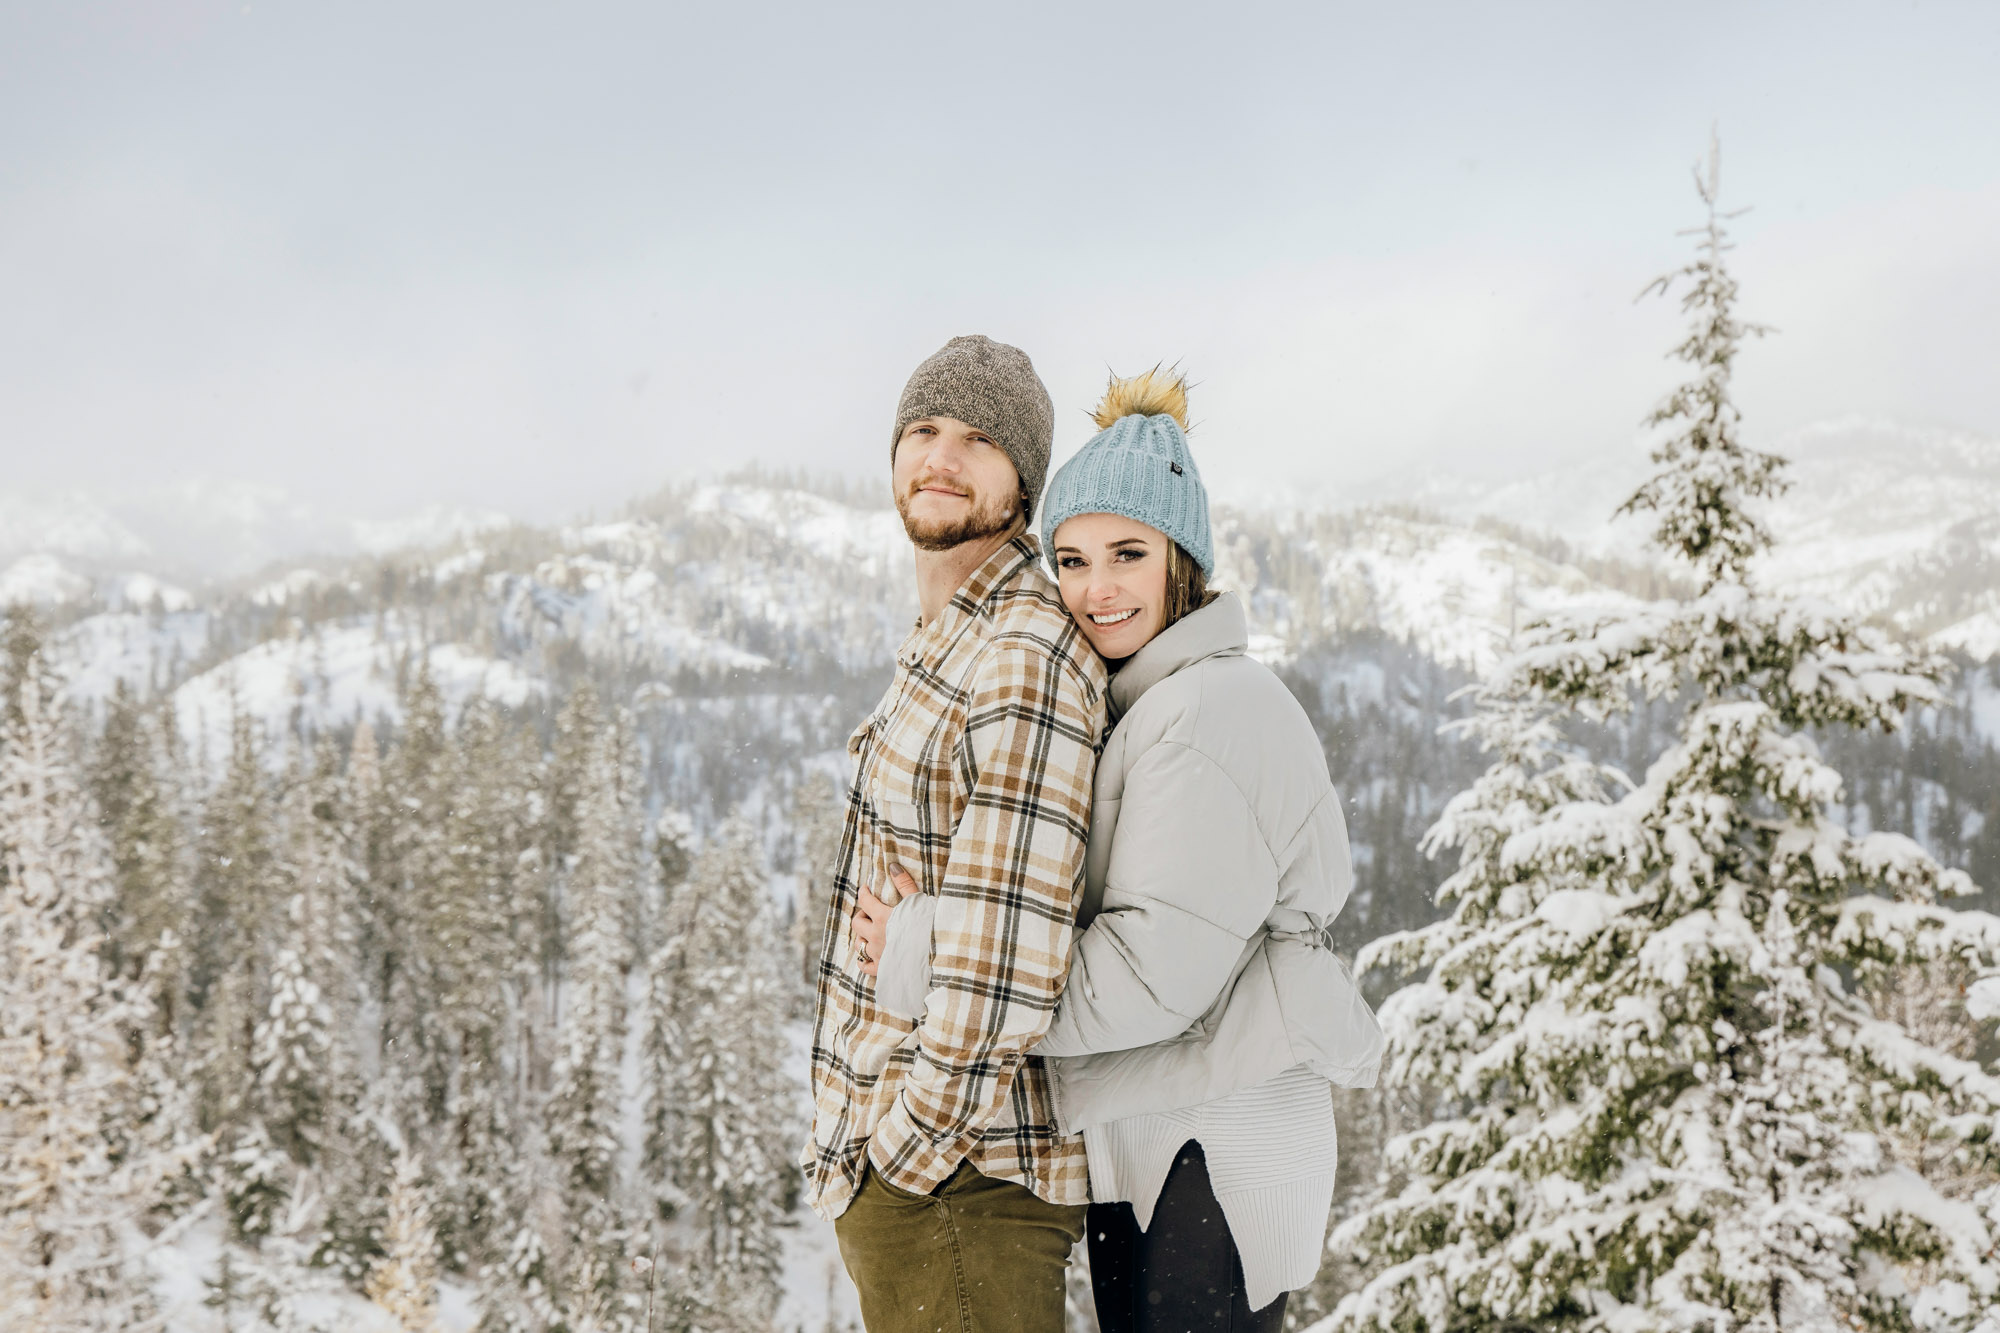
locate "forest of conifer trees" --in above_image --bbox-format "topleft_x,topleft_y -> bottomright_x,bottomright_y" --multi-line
1,609 -> 810,1331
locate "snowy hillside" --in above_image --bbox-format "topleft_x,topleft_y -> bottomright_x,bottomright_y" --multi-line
8,468 -> 1995,800
1358,417 -> 2000,652
1222,508 -> 1644,669
15,481 -> 1649,755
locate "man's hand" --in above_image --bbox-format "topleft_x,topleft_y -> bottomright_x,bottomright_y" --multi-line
852,865 -> 920,977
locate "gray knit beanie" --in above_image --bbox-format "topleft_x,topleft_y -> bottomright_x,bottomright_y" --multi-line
1041,368 -> 1213,575
892,335 -> 1056,504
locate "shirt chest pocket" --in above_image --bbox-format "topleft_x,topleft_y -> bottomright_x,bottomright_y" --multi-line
863,769 -> 948,905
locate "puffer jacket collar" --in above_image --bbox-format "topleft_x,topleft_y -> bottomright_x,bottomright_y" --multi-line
1108,591 -> 1248,722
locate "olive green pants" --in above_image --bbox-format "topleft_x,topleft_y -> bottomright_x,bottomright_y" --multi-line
834,1160 -> 1088,1333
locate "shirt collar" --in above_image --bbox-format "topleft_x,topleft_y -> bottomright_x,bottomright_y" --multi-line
897,534 -> 1043,670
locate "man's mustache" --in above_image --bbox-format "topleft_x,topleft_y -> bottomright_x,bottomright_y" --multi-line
906,476 -> 972,500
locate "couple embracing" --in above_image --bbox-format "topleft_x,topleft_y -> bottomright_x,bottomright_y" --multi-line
802,335 -> 1385,1332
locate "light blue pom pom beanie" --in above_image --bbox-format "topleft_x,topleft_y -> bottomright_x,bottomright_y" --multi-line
1040,368 -> 1213,575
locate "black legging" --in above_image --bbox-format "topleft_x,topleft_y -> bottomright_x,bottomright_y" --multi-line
1087,1141 -> 1288,1333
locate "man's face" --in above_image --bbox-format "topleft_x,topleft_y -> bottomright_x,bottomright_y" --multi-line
892,416 -> 1022,552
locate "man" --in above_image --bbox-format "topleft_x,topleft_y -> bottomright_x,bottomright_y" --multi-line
803,335 -> 1108,1331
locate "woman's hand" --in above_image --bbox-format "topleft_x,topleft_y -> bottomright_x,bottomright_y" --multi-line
852,865 -> 921,977
853,887 -> 889,976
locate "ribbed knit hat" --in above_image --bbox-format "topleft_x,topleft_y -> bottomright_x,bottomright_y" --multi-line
1041,368 -> 1213,576
892,335 -> 1056,504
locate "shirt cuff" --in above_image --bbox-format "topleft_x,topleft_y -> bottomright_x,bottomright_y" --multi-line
873,892 -> 937,1022
866,1088 -> 965,1197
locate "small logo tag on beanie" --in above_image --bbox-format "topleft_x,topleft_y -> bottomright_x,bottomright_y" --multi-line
1170,462 -> 1184,475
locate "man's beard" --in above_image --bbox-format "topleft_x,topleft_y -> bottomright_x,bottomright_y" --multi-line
896,480 -> 1019,552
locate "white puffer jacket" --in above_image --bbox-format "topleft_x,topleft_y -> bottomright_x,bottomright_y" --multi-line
881,592 -> 1383,1133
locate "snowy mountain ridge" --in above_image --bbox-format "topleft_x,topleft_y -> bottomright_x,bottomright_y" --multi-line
6,426 -> 1996,792
0,488 -> 1983,833
1351,416 -> 2000,658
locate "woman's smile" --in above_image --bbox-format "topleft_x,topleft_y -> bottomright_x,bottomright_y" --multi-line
1053,512 -> 1172,660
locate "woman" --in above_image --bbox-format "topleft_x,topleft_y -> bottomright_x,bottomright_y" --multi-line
855,369 -> 1385,1330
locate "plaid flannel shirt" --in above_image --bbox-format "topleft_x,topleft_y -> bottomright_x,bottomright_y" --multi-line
803,535 -> 1107,1219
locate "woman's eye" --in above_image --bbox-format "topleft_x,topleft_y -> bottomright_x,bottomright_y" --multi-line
1115,549 -> 1142,562
1058,556 -> 1083,569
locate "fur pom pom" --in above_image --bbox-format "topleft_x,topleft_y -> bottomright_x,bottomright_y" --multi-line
1090,366 -> 1190,431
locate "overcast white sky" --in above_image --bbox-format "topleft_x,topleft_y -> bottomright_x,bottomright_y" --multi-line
4,0 -> 1997,523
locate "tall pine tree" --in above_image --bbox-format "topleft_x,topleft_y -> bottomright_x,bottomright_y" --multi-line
544,690 -> 640,1320
191,700 -> 278,1137
0,615 -> 168,1330
787,773 -> 845,994
641,807 -> 697,1214
315,724 -> 398,1282
383,660 -> 456,1128
89,681 -> 192,1002
664,818 -> 794,1329
1330,141 -> 2000,1332
254,740 -> 363,1166
433,699 -> 539,1273
366,1148 -> 446,1333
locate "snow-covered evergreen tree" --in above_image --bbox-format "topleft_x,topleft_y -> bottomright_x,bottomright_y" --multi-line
346,714 -> 392,997
433,700 -> 538,1273
545,691 -> 640,1318
315,726 -> 397,1282
256,737 -> 365,1168
0,615 -> 165,1330
315,1089 -> 396,1283
537,683 -> 602,1027
220,1120 -> 291,1246
640,807 -> 696,1213
83,683 -> 208,1221
1330,142 -> 2000,1332
477,1219 -> 565,1333
664,818 -> 795,1328
251,923 -> 333,1160
89,681 -> 193,995
233,1179 -> 332,1333
656,808 -> 694,894
383,661 -> 456,1127
366,1148 -> 446,1333
202,1248 -> 254,1333
191,700 -> 279,1135
787,773 -> 845,991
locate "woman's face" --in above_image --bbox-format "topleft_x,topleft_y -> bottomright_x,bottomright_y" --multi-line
1052,513 -> 1171,661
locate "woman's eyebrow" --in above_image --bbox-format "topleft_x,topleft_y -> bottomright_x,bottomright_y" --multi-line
1106,538 -> 1150,549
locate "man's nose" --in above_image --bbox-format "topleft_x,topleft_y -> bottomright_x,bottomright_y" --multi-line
926,433 -> 968,472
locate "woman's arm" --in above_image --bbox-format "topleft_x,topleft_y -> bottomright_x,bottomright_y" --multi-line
1036,740 -> 1277,1056
871,889 -> 935,1021
866,741 -> 1279,1055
